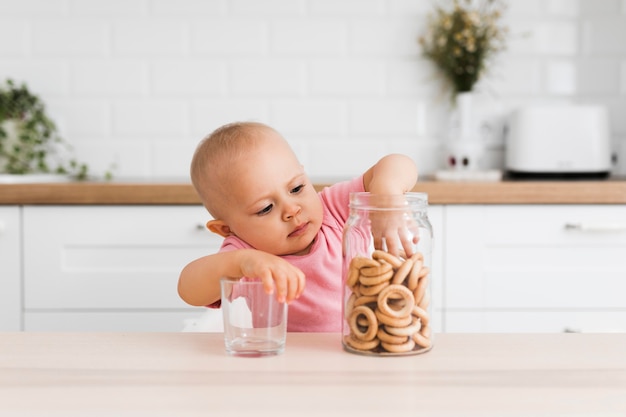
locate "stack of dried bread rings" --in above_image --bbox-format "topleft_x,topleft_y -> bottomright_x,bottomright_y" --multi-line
343,249 -> 431,355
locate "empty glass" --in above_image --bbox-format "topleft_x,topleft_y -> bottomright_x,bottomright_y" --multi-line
220,278 -> 287,357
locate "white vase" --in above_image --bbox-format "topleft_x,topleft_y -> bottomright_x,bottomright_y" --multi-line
456,91 -> 476,142
444,91 -> 483,171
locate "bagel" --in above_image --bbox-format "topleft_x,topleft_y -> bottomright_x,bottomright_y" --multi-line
375,308 -> 413,328
346,263 -> 360,288
391,257 -> 414,285
344,334 -> 380,351
385,316 -> 421,337
359,268 -> 393,286
412,274 -> 429,305
350,256 -> 379,270
377,284 -> 415,318
372,250 -> 403,269
412,325 -> 432,349
360,262 -> 392,277
381,338 -> 415,353
412,305 -> 430,327
407,258 -> 423,290
359,280 -> 390,296
349,305 -> 378,342
353,294 -> 378,308
376,328 -> 409,345
418,291 -> 431,310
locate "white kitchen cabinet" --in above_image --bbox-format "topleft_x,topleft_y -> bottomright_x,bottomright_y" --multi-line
16,204 -> 445,333
22,205 -> 222,331
0,206 -> 21,331
444,205 -> 626,333
9,202 -> 624,334
23,311 -> 219,332
446,311 -> 626,333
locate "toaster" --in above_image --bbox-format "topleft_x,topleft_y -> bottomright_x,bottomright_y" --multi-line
505,104 -> 611,179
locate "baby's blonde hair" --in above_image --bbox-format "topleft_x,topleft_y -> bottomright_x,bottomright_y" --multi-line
190,121 -> 277,218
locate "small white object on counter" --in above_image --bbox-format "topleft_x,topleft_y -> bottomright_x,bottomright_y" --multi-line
433,169 -> 503,182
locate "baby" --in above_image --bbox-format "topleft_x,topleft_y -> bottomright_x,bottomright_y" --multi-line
178,121 -> 418,332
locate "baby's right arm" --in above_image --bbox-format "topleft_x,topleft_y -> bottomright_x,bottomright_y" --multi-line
177,249 -> 305,307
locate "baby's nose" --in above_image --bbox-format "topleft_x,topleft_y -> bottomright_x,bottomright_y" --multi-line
283,203 -> 301,221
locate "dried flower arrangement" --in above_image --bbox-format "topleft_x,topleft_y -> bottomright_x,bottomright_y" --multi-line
418,0 -> 508,101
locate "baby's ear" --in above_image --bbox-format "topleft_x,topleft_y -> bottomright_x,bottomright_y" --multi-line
206,220 -> 232,237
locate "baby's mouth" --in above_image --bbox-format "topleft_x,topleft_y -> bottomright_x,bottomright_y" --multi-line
289,222 -> 309,237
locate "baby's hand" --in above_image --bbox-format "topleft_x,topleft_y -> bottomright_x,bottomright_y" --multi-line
369,211 -> 419,258
238,250 -> 305,304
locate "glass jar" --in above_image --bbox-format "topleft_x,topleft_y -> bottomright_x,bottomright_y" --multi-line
342,192 -> 434,356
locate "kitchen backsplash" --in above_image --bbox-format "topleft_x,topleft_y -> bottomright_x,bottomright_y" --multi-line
0,0 -> 625,179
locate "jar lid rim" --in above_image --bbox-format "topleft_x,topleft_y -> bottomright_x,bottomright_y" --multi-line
348,192 -> 429,209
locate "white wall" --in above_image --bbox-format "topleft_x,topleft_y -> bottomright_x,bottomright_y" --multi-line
1,0 -> 625,179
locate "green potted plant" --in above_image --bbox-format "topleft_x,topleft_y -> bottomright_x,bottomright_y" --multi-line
0,78 -> 110,181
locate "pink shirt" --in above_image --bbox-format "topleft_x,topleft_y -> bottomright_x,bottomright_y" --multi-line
212,176 -> 364,332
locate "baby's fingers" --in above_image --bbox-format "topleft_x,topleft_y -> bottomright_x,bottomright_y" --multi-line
285,268 -> 306,304
259,274 -> 276,297
270,267 -> 304,304
271,272 -> 289,304
399,234 -> 417,258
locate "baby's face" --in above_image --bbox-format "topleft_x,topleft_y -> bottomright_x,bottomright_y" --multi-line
222,131 -> 323,256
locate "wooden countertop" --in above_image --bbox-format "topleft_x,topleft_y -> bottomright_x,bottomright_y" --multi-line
1,179 -> 626,205
0,332 -> 624,416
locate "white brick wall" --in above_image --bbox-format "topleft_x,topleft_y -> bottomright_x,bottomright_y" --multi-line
0,0 -> 624,178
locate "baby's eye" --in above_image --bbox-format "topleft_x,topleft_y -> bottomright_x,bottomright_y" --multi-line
256,204 -> 273,216
291,184 -> 304,194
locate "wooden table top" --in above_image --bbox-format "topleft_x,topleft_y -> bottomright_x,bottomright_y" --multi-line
0,332 -> 625,416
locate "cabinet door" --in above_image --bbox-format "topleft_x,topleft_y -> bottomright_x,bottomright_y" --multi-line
22,205 -> 221,331
24,310 -> 223,332
0,206 -> 21,331
446,311 -> 626,333
445,205 -> 626,332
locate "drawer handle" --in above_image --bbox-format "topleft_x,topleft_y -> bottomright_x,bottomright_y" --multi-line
564,222 -> 626,232
196,223 -> 208,231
